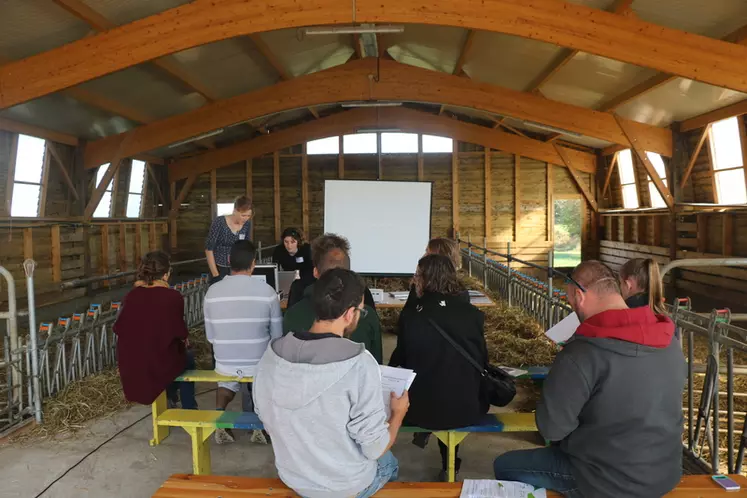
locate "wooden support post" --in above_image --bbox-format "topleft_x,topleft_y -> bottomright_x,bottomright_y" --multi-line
149,223 -> 157,251
134,223 -> 142,264
553,143 -> 599,211
101,225 -> 110,279
723,214 -> 734,256
3,134 -> 18,217
47,141 -> 80,202
546,162 -> 553,241
680,125 -> 711,190
452,140 -> 459,236
118,223 -> 127,272
623,217 -> 632,243
669,215 -> 678,263
484,148 -> 491,239
636,215 -> 647,244
601,152 -> 618,200
274,151 -> 281,241
210,169 -> 217,218
246,158 -> 254,241
38,144 -> 51,216
514,154 -> 520,241
169,183 -> 177,251
338,135 -> 344,179
653,216 -> 662,246
417,134 -> 424,181
301,144 -> 309,237
23,228 -> 33,261
84,159 -> 122,220
696,214 -> 708,253
168,176 -> 197,219
50,226 -> 61,282
145,163 -> 166,209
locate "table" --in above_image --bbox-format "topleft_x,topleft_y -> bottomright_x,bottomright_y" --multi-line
281,291 -> 495,310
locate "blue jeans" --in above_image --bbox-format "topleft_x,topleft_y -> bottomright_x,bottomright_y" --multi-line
166,350 -> 197,409
493,447 -> 583,498
355,451 -> 399,498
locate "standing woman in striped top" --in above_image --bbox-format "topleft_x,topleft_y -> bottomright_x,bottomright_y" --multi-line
205,196 -> 253,285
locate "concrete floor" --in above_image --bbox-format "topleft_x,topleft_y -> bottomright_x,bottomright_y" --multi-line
0,333 -> 542,498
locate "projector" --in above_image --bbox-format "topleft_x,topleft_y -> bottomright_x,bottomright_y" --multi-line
369,288 -> 384,304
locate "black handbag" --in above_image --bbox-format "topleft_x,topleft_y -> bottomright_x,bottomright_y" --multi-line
426,317 -> 516,407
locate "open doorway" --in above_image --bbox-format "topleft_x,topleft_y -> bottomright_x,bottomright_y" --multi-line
553,197 -> 583,268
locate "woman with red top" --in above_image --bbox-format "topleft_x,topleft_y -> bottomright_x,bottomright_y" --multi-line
114,251 -> 196,409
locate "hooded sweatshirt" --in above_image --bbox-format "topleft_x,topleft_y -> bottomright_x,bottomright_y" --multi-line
252,332 -> 390,498
536,306 -> 686,498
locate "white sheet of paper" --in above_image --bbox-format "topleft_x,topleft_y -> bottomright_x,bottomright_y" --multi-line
380,365 -> 416,415
389,292 -> 411,300
499,367 -> 528,378
250,275 -> 267,283
460,480 -> 547,498
544,312 -> 580,344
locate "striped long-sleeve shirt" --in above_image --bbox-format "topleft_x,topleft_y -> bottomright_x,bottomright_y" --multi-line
203,274 -> 282,377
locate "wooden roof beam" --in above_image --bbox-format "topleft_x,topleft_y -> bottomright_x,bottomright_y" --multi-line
51,0 -> 218,102
5,0 -> 747,108
453,30 -> 476,76
680,99 -> 747,132
0,117 -> 79,146
84,59 -> 672,169
168,107 -> 597,181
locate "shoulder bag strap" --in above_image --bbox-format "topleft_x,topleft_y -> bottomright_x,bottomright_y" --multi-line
425,317 -> 486,376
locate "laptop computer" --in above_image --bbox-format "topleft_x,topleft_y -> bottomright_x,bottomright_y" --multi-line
278,270 -> 297,299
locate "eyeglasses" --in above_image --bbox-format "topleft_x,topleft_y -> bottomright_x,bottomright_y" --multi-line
354,306 -> 369,318
556,270 -> 587,293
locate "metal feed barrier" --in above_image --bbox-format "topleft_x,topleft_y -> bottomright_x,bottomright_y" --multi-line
459,237 -> 747,475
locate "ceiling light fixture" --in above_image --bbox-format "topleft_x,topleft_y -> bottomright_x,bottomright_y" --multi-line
341,101 -> 402,108
302,24 -> 405,35
168,129 -> 224,148
519,120 -> 582,138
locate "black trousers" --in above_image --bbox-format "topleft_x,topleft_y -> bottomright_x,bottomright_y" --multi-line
438,440 -> 461,472
209,265 -> 231,286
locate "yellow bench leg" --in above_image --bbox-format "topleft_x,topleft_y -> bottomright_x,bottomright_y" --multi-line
433,431 -> 469,483
185,426 -> 216,475
149,391 -> 169,446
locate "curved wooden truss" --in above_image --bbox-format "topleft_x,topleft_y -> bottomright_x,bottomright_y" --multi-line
167,107 -> 597,181
85,59 -> 672,169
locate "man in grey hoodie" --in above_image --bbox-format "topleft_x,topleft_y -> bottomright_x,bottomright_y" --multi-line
494,260 -> 685,498
253,268 -> 410,498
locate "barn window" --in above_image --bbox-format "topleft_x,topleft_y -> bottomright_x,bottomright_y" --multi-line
10,134 -> 46,217
709,117 -> 747,204
381,133 -> 418,153
645,152 -> 668,208
422,135 -> 453,153
617,149 -> 639,209
307,136 -> 339,155
93,163 -> 114,218
343,133 -> 377,154
126,160 -> 146,218
217,203 -> 234,216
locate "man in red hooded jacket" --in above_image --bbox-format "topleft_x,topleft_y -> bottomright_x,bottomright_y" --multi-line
494,260 -> 685,498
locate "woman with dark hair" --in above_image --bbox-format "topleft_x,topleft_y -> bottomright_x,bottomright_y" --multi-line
403,238 -> 465,310
205,195 -> 253,285
390,254 -> 488,481
114,251 -> 196,409
272,227 -> 313,280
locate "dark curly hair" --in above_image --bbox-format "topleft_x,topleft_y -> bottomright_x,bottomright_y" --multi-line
311,233 -> 351,270
415,254 -> 464,297
137,251 -> 171,285
281,227 -> 304,245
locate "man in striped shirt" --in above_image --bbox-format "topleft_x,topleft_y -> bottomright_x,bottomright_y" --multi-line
204,240 -> 282,444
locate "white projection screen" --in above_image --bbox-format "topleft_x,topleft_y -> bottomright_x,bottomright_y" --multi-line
324,180 -> 432,274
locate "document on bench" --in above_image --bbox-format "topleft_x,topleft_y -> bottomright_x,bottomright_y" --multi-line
380,365 -> 416,415
460,479 -> 547,498
545,312 -> 580,345
499,366 -> 529,378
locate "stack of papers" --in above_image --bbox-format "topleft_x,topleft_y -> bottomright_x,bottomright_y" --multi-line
460,480 -> 547,498
498,367 -> 528,378
544,312 -> 580,345
389,292 -> 411,301
379,365 -> 416,415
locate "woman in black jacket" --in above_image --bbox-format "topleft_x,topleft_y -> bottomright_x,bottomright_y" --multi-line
272,228 -> 313,280
390,254 -> 489,480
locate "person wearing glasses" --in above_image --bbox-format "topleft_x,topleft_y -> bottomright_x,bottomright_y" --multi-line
493,260 -> 685,498
205,196 -> 254,285
283,234 -> 382,363
389,254 -> 489,481
253,268 -> 409,498
273,227 -> 314,281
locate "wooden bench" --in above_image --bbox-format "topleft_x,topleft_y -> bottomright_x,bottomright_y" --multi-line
153,408 -> 537,482
153,474 -> 747,497
149,370 -> 253,447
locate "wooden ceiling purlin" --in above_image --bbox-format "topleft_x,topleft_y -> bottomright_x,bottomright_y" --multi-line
4,0 -> 747,109
167,107 -> 597,181
680,99 -> 747,133
84,59 -> 672,169
50,0 -> 218,102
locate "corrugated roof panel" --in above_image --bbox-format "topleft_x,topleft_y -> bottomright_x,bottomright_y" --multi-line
386,25 -> 466,73
615,78 -> 747,127
0,0 -> 91,59
257,29 -> 354,78
75,66 -> 204,121
0,94 -> 136,141
634,0 -> 747,38
84,0 -> 191,25
466,33 -> 563,91
169,39 -> 278,99
541,53 -> 658,109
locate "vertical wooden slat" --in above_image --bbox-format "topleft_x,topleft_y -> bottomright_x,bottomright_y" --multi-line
301,144 -> 309,237
118,223 -> 127,272
739,116 -> 747,190
636,215 -> 647,244
23,228 -> 33,260
134,223 -> 143,264
723,214 -> 734,256
417,135 -> 424,181
4,134 -> 18,217
452,140 -> 459,236
669,215 -> 678,263
514,154 -> 521,241
101,225 -> 110,277
51,225 -> 61,282
623,217 -> 632,243
338,135 -> 345,179
653,216 -> 662,246
149,222 -> 157,251
546,162 -> 553,241
696,214 -> 708,253
38,143 -> 52,216
210,169 -> 217,218
484,148 -> 491,239
246,158 -> 254,241
377,133 -> 383,179
274,150 -> 281,241
705,135 -> 719,203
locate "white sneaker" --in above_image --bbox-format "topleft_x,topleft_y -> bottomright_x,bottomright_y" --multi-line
250,429 -> 268,445
214,428 -> 235,445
